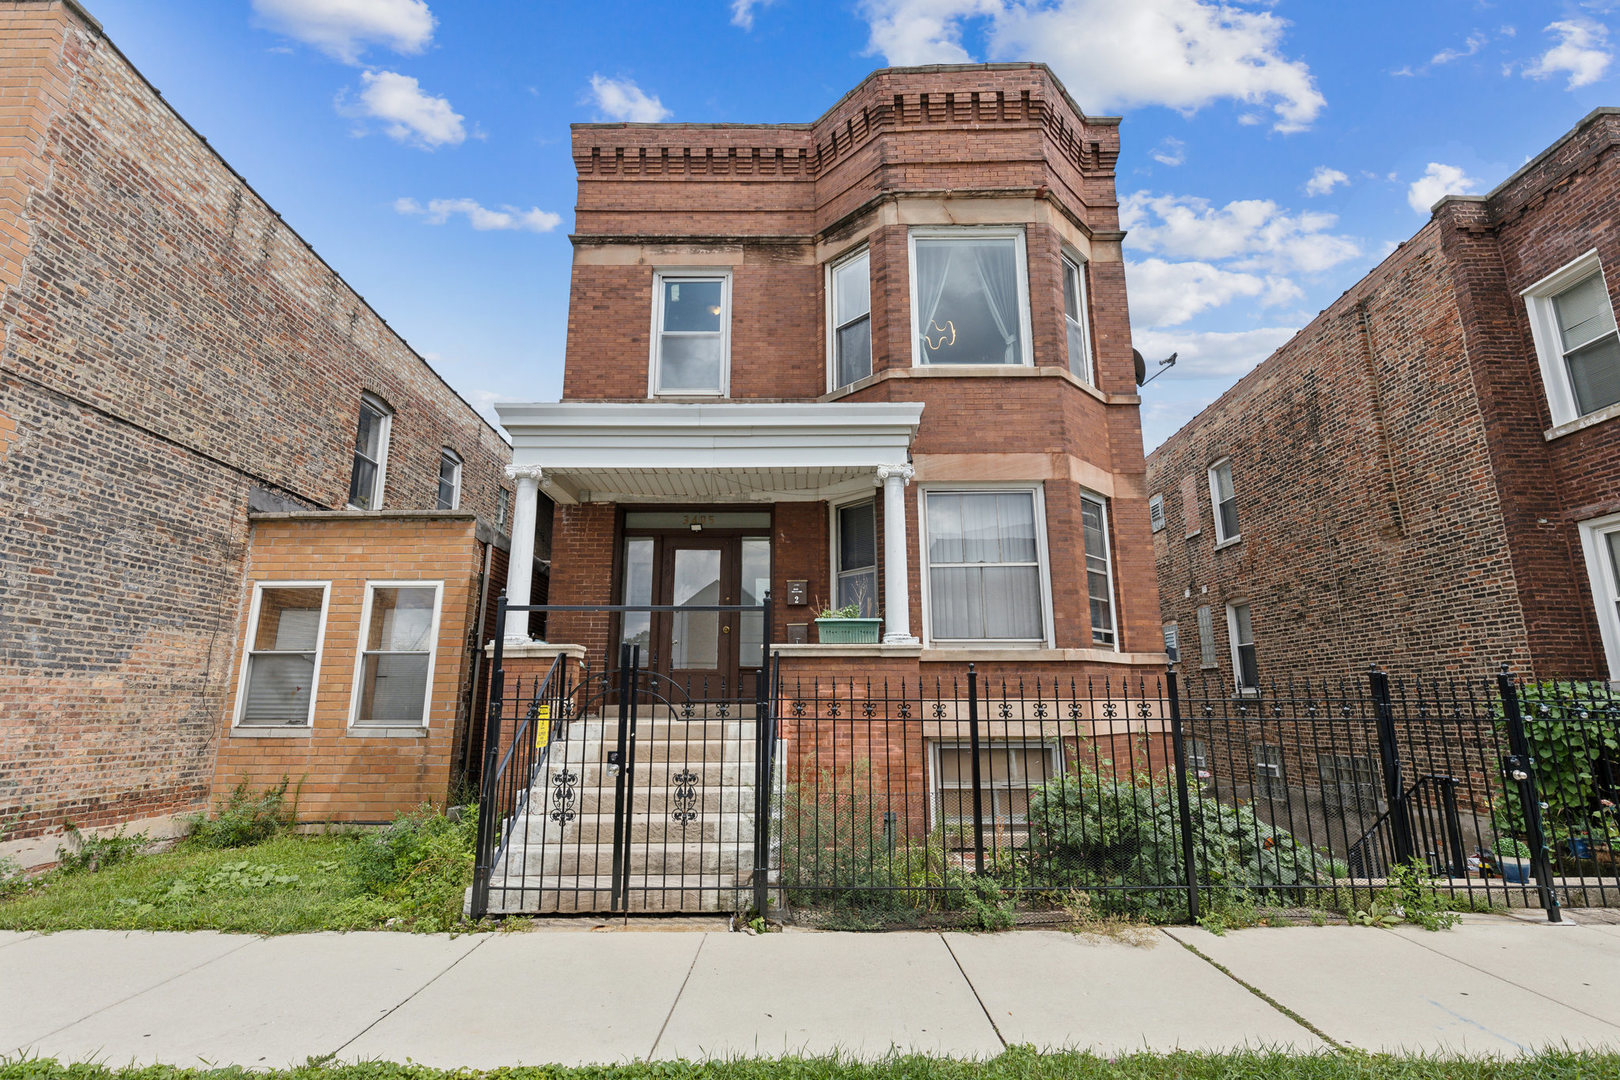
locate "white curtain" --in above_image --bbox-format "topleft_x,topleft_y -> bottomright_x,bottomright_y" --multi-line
915,242 -> 953,357
971,241 -> 1021,364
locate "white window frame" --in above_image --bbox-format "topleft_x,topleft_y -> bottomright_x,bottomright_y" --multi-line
1079,490 -> 1118,650
1227,601 -> 1259,695
496,487 -> 511,533
829,495 -> 879,618
649,269 -> 732,398
1060,248 -> 1094,385
1523,249 -> 1620,428
916,483 -> 1055,648
1208,458 -> 1239,545
1578,511 -> 1620,680
927,739 -> 1063,830
347,392 -> 392,511
1148,493 -> 1166,533
907,226 -> 1035,369
436,448 -> 462,511
347,580 -> 444,730
826,246 -> 872,392
232,581 -> 330,729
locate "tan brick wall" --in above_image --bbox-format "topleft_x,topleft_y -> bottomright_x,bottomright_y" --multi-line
210,516 -> 487,823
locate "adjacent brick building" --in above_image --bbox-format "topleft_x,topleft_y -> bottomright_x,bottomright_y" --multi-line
0,0 -> 519,855
1147,107 -> 1620,692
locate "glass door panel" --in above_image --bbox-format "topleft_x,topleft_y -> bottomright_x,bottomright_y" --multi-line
671,547 -> 722,670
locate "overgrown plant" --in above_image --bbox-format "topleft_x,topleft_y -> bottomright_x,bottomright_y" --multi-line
184,777 -> 299,849
0,815 -> 24,899
1351,859 -> 1461,931
339,803 -> 477,932
1495,681 -> 1620,851
54,824 -> 150,874
1019,759 -> 1345,920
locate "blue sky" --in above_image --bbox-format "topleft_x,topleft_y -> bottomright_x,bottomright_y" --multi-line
83,0 -> 1620,449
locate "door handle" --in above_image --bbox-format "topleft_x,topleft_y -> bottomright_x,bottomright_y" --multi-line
722,625 -> 731,634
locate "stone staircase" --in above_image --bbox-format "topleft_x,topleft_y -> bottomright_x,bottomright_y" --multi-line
482,709 -> 767,914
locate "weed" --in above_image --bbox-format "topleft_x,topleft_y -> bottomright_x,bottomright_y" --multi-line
341,804 -> 477,932
54,824 -> 150,874
1060,889 -> 1157,945
184,777 -> 298,849
1351,860 -> 1462,931
955,871 -> 1015,931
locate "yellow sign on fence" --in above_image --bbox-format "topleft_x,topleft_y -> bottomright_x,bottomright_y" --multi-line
534,704 -> 551,749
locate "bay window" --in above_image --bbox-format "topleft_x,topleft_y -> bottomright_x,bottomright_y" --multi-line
922,488 -> 1048,644
909,229 -> 1032,367
830,250 -> 872,390
651,271 -> 730,396
1080,493 -> 1116,647
1061,251 -> 1094,384
351,582 -> 441,728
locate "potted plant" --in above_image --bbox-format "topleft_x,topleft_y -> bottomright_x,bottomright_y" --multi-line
813,602 -> 882,644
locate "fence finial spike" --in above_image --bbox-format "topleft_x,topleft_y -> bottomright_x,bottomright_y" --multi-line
1499,660 -> 1512,675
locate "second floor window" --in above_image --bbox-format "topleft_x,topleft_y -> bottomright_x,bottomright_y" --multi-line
910,229 -> 1030,367
436,449 -> 462,510
1061,252 -> 1093,384
652,272 -> 729,396
1208,458 -> 1239,542
831,250 -> 872,390
348,393 -> 392,510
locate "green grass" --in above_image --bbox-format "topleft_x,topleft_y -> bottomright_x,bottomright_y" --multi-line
3,1049 -> 1620,1080
0,832 -> 469,935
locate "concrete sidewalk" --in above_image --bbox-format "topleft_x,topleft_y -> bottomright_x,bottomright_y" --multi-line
2,914 -> 1618,1067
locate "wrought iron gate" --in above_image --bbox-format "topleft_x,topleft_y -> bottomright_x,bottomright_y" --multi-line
471,602 -> 777,917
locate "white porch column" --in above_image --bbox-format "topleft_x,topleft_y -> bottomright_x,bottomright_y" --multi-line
503,464 -> 544,644
876,463 -> 918,645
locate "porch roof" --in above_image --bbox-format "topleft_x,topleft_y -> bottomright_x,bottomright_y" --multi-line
495,401 -> 924,505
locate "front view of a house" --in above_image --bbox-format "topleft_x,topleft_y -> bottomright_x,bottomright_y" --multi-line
497,63 -> 1165,687
478,65 -> 1170,914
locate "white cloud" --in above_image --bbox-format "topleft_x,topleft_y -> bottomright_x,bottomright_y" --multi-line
587,75 -> 672,122
1126,257 -> 1299,327
1151,137 -> 1186,166
859,0 -> 1325,132
1133,325 -> 1300,378
1406,162 -> 1479,213
731,0 -> 777,30
346,70 -> 465,148
1121,191 -> 1361,274
1432,31 -> 1488,65
395,197 -> 561,232
1304,166 -> 1348,197
252,0 -> 434,64
1524,19 -> 1613,89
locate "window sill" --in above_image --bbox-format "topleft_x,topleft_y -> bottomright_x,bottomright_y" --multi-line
1231,689 -> 1262,700
348,726 -> 430,738
1545,400 -> 1620,440
230,726 -> 313,739
821,364 -> 1128,406
1184,529 -> 1202,540
1213,535 -> 1242,551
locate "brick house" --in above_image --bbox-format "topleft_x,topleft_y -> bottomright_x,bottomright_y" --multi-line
0,0 -> 527,861
495,63 -> 1166,694
1147,107 -> 1620,696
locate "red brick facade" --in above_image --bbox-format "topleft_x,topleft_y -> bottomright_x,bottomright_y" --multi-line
1147,108 -> 1620,688
542,64 -> 1166,686
0,2 -> 513,842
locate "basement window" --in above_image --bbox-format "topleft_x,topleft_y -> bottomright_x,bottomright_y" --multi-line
351,582 -> 442,728
236,583 -> 329,727
932,741 -> 1062,827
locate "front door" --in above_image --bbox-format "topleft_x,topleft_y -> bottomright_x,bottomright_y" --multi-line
659,537 -> 738,694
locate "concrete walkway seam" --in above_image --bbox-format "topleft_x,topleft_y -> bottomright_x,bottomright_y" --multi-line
31,934 -> 260,1045
938,933 -> 1008,1050
0,933 -> 38,951
1393,929 -> 1620,1034
332,936 -> 491,1060
1162,931 -> 1343,1050
645,931 -> 708,1061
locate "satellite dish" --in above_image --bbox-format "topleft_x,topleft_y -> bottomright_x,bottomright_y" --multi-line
1133,348 -> 1147,386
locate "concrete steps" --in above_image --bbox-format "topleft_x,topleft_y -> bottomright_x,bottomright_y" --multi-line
486,714 -> 774,914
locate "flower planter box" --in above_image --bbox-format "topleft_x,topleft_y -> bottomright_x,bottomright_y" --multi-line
814,617 -> 882,644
